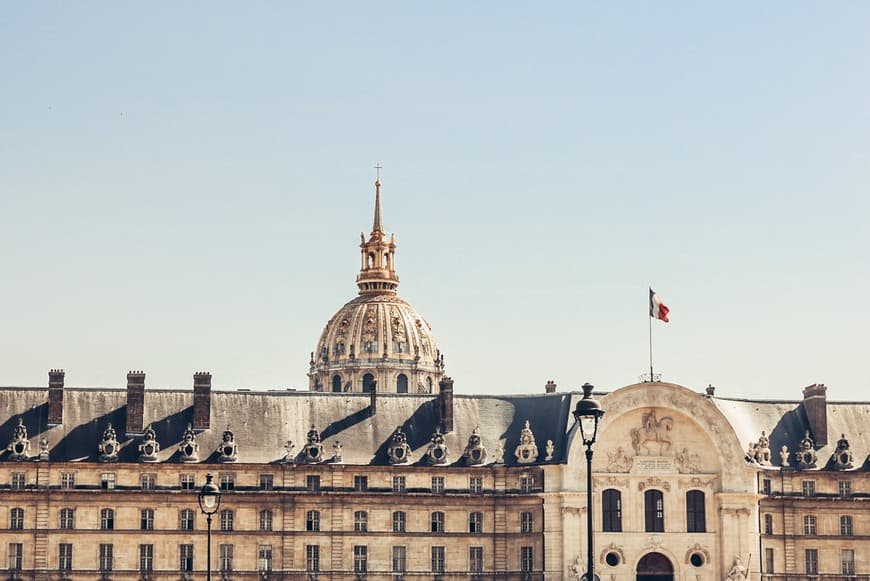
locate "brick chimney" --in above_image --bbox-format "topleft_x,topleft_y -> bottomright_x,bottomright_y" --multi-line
438,376 -> 454,433
370,380 -> 378,415
126,371 -> 146,436
193,372 -> 212,431
545,380 -> 557,393
47,369 -> 65,426
802,383 -> 828,447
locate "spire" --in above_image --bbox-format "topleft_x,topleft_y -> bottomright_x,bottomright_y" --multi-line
372,162 -> 383,234
357,167 -> 399,295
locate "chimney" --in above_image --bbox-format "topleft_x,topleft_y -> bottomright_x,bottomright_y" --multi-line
545,380 -> 557,393
705,384 -> 716,397
369,380 -> 378,415
193,372 -> 212,431
48,369 -> 65,426
802,384 -> 828,447
438,376 -> 454,433
126,371 -> 146,436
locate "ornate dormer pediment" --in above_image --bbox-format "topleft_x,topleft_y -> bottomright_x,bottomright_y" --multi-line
217,426 -> 238,463
831,433 -> 854,469
387,426 -> 411,465
426,431 -> 449,465
138,425 -> 160,462
514,420 -> 538,464
98,423 -> 119,462
302,425 -> 324,463
795,430 -> 817,468
463,427 -> 487,465
7,417 -> 30,461
179,423 -> 199,463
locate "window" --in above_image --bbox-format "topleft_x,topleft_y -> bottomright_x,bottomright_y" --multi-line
60,472 -> 75,489
392,546 -> 406,574
180,473 -> 195,490
392,476 -> 406,493
644,489 -> 665,532
469,511 -> 483,533
219,473 -> 235,491
521,511 -> 533,533
686,490 -> 706,533
840,515 -> 853,536
10,508 -> 23,530
306,510 -> 320,532
393,511 -> 406,533
842,549 -> 856,575
219,544 -> 233,572
839,480 -> 851,497
259,509 -> 273,531
258,545 -> 273,572
306,545 -> 320,572
520,474 -> 534,493
602,489 -> 622,532
431,546 -> 445,574
60,508 -> 74,529
354,510 -> 368,532
802,480 -> 815,496
354,475 -> 368,492
762,478 -> 771,495
805,549 -> 818,575
8,543 -> 23,570
99,544 -> 113,572
362,372 -> 375,391
521,547 -> 533,573
259,474 -> 274,490
764,548 -> 774,574
397,374 -> 408,393
803,515 -> 816,536
763,513 -> 773,535
59,543 -> 73,571
469,547 -> 483,574
139,544 -> 153,572
307,475 -> 321,492
141,473 -> 156,490
180,508 -> 195,530
179,544 -> 194,572
469,476 -> 483,494
100,473 -> 116,490
141,508 -> 154,530
101,508 -> 114,530
12,472 -> 26,489
431,511 -> 445,533
353,545 -> 367,574
431,476 -> 445,493
220,509 -> 234,531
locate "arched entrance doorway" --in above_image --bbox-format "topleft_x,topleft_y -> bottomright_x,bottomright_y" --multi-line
636,552 -> 674,581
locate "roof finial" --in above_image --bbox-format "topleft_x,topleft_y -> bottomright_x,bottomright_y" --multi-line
372,162 -> 383,233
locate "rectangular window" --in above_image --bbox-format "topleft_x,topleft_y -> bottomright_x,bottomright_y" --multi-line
60,472 -> 75,489
307,475 -> 321,492
219,544 -> 233,572
431,546 -> 445,574
839,480 -> 851,497
521,547 -> 533,573
354,475 -> 368,492
469,511 -> 483,533
801,480 -> 815,496
11,473 -> 26,489
841,515 -> 854,536
431,511 -> 445,533
762,478 -> 771,495
179,544 -> 194,572
803,515 -> 816,536
60,508 -> 74,529
259,509 -> 273,531
259,474 -> 274,490
392,546 -> 406,574
431,476 -> 445,493
469,546 -> 483,573
99,544 -> 114,572
354,510 -> 368,532
764,548 -> 774,574
258,545 -> 272,572
59,543 -> 73,571
763,513 -> 773,535
306,545 -> 320,573
644,489 -> 665,532
602,489 -> 622,532
686,490 -> 706,533
393,511 -> 406,533
306,510 -> 320,532
8,543 -> 23,571
354,545 -> 367,574
180,473 -> 195,490
180,509 -> 195,530
10,508 -> 24,530
101,508 -> 114,530
392,476 -> 406,493
842,549 -> 855,575
219,473 -> 235,491
469,476 -> 483,494
140,473 -> 156,490
520,474 -> 534,493
141,508 -> 154,530
805,549 -> 818,575
521,511 -> 533,533
100,473 -> 116,490
139,544 -> 153,572
220,509 -> 234,531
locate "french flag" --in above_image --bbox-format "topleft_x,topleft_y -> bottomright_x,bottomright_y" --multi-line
649,288 -> 670,323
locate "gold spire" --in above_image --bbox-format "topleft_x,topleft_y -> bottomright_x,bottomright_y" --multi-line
372,162 -> 383,233
357,168 -> 399,295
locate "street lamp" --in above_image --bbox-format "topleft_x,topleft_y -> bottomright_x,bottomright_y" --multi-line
198,473 -> 222,581
572,383 -> 604,581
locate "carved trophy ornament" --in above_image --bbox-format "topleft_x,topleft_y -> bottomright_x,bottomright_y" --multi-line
387,426 -> 412,465
7,417 -> 30,461
332,441 -> 343,463
217,426 -> 238,463
795,430 -> 817,468
544,439 -> 555,461
831,433 -> 854,469
179,424 -> 200,462
302,425 -> 324,463
630,409 -> 674,455
493,440 -> 506,464
514,420 -> 539,464
38,437 -> 50,461
463,427 -> 487,465
426,431 -> 449,465
98,423 -> 120,462
282,440 -> 296,463
138,425 -> 160,462
779,445 -> 790,467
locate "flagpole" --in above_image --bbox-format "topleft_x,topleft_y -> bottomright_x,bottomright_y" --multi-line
649,290 -> 654,381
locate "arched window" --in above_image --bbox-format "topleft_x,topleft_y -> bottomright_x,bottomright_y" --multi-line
362,373 -> 375,393
426,377 -> 433,392
397,374 -> 408,393
10,508 -> 23,530
259,510 -> 273,531
100,508 -> 114,530
644,490 -> 664,532
332,375 -> 342,393
306,510 -> 320,532
469,511 -> 483,533
686,490 -> 706,532
602,489 -> 622,532
354,510 -> 368,532
431,511 -> 445,533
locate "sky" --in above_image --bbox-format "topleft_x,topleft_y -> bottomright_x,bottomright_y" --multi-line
1,3 -> 868,401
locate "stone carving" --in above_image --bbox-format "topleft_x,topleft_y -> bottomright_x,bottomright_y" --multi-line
493,440 -> 505,464
179,424 -> 199,462
795,430 -> 817,468
674,447 -> 701,473
138,425 -> 160,462
334,317 -> 350,354
606,447 -> 633,472
684,543 -> 710,565
282,440 -> 296,463
514,420 -> 539,464
756,430 -> 771,464
332,441 -> 343,463
545,439 -> 555,461
630,409 -> 674,455
390,309 -> 407,352
638,476 -> 670,491
98,423 -> 120,462
362,307 -> 378,352
38,437 -> 50,461
831,433 -> 854,469
462,427 -> 487,465
387,426 -> 412,465
779,445 -> 789,467
726,556 -> 748,581
217,426 -> 238,463
568,555 -> 583,580
426,431 -> 449,465
302,425 -> 324,463
6,417 -> 30,461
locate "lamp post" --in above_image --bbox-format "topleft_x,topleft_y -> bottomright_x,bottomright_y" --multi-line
198,473 -> 222,581
572,383 -> 604,581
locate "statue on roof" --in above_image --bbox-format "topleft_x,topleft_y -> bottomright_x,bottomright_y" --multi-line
138,424 -> 160,462
832,433 -> 854,469
179,423 -> 199,462
302,425 -> 324,463
388,426 -> 412,465
98,423 -> 120,462
463,427 -> 488,466
756,431 -> 772,465
795,430 -> 817,468
7,417 -> 31,461
426,430 -> 449,465
217,426 -> 238,463
515,420 -> 539,464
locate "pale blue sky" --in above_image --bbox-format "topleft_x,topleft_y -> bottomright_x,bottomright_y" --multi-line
2,3 -> 868,400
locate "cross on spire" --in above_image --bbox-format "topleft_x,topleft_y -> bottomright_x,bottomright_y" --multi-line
372,162 -> 383,233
